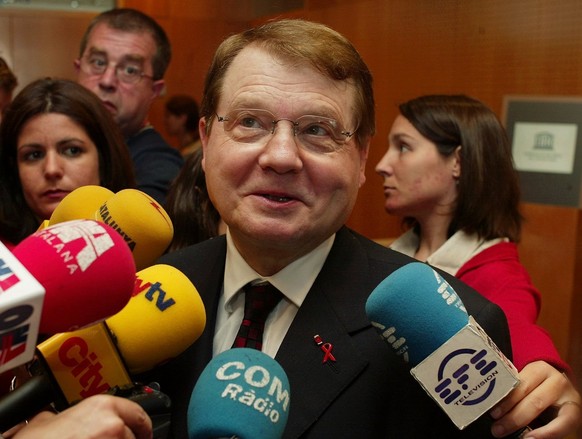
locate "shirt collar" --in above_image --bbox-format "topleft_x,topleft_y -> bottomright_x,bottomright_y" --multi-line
223,228 -> 335,309
390,229 -> 506,276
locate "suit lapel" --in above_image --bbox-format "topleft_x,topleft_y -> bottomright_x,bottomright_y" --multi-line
275,228 -> 374,438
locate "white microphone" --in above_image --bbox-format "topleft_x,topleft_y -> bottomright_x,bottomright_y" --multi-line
0,241 -> 44,372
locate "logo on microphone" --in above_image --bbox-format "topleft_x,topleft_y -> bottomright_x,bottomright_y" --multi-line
0,259 -> 33,365
36,220 -> 115,273
0,305 -> 33,365
133,277 -> 176,311
216,360 -> 290,424
0,259 -> 21,292
39,324 -> 132,404
370,321 -> 409,363
434,348 -> 498,406
58,336 -> 111,399
98,204 -> 137,251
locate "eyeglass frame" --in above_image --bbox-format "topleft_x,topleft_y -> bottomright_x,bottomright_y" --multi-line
212,108 -> 358,153
77,52 -> 155,85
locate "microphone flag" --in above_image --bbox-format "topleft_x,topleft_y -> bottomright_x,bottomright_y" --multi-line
0,242 -> 44,373
366,262 -> 519,429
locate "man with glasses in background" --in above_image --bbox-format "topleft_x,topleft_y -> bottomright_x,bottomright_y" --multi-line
75,8 -> 183,204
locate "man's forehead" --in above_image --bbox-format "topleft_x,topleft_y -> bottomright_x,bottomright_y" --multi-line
221,46 -> 356,109
85,23 -> 156,57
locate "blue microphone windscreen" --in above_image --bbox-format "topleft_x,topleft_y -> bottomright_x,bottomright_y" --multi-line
365,262 -> 469,366
188,348 -> 290,439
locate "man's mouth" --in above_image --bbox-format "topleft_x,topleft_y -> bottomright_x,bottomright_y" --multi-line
262,194 -> 293,203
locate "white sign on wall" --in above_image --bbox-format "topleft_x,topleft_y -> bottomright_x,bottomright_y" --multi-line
503,95 -> 582,207
512,122 -> 577,174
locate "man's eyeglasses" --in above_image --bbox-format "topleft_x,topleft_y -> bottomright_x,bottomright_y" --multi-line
215,108 -> 357,154
79,55 -> 154,85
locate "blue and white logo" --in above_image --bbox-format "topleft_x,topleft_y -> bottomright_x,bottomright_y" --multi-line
434,348 -> 498,406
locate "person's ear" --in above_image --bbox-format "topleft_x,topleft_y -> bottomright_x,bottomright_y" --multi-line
358,139 -> 370,188
452,145 -> 462,179
151,80 -> 165,100
200,117 -> 209,172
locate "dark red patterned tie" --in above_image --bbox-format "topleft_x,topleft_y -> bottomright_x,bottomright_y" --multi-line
232,281 -> 283,350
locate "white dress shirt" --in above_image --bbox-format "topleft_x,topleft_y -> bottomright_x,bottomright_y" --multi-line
213,229 -> 334,358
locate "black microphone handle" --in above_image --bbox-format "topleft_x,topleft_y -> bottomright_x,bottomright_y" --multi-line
0,374 -> 55,432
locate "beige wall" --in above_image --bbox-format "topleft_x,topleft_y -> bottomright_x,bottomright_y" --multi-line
0,9 -> 95,93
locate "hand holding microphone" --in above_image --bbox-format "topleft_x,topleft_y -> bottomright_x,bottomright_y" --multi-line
365,262 -> 520,432
187,348 -> 291,439
0,263 -> 206,432
6,394 -> 153,439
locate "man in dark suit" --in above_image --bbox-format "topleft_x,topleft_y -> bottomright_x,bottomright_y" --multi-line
145,19 -> 514,438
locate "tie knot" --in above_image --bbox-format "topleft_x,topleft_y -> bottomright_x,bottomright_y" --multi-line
242,281 -> 283,322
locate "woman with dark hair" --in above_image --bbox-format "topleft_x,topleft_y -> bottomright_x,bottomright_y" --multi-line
164,148 -> 225,252
0,78 -> 135,247
376,94 -> 580,438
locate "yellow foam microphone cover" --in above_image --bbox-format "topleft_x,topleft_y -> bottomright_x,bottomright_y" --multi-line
106,264 -> 206,374
48,185 -> 114,225
96,189 -> 174,271
36,219 -> 50,231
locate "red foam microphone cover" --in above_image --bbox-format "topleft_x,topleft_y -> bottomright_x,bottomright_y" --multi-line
12,219 -> 137,335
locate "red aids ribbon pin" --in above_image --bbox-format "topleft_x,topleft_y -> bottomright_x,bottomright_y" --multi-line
313,334 -> 336,363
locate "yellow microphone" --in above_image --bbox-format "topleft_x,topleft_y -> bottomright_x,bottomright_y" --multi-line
96,189 -> 174,271
36,219 -> 49,232
48,185 -> 114,225
107,264 -> 206,374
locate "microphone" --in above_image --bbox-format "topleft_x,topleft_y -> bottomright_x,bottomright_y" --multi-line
365,262 -> 519,431
0,241 -> 44,373
35,185 -> 113,231
0,264 -> 206,431
0,219 -> 136,373
12,219 -> 137,336
46,186 -> 173,271
187,348 -> 290,439
95,189 -> 174,271
106,263 -> 206,374
48,185 -> 115,226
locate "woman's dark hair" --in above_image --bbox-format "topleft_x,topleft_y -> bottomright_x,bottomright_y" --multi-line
0,78 -> 135,244
399,94 -> 522,242
164,148 -> 221,251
